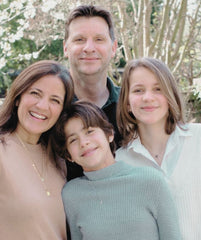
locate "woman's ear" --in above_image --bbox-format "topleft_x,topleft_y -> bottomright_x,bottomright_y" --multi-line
16,99 -> 19,106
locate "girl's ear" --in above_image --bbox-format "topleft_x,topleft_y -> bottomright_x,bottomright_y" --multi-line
127,103 -> 131,112
109,134 -> 114,143
68,158 -> 74,163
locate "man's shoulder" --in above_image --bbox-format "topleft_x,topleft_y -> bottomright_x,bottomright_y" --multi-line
107,77 -> 120,102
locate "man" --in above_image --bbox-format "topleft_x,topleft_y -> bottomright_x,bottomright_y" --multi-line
63,5 -> 121,180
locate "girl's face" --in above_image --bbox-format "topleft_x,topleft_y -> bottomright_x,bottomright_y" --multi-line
64,117 -> 115,172
128,67 -> 169,128
16,75 -> 65,141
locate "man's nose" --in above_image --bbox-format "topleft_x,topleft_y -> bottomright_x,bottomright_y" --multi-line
83,39 -> 96,52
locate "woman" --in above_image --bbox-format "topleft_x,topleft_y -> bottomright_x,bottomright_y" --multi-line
0,60 -> 73,240
53,100 -> 181,240
116,57 -> 201,240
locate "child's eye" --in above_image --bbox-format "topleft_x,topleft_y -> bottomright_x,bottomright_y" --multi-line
87,129 -> 94,134
86,127 -> 95,135
133,89 -> 143,93
154,87 -> 161,92
68,138 -> 77,145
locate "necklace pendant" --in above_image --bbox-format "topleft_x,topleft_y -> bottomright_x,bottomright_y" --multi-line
46,191 -> 50,196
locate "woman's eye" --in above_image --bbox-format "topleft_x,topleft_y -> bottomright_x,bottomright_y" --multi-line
52,98 -> 61,104
30,91 -> 39,96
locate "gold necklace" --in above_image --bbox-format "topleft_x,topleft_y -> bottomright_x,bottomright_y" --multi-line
15,133 -> 51,197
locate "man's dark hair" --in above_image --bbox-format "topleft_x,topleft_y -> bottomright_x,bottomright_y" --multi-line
64,5 -> 115,42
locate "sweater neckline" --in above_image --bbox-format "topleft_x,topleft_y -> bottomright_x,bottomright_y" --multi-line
84,161 -> 131,181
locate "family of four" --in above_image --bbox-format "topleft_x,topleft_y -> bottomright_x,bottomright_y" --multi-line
0,4 -> 200,240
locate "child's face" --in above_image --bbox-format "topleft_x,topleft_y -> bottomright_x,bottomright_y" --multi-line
64,117 -> 115,172
128,67 -> 169,128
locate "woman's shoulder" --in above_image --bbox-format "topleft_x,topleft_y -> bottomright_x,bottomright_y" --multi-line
0,133 -> 15,145
0,134 -> 9,148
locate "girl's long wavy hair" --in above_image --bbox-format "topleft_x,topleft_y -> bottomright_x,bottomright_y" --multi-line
117,57 -> 185,147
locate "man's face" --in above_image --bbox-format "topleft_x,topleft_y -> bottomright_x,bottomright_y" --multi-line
63,16 -> 117,77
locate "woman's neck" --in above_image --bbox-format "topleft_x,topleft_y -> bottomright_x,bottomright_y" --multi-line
15,127 -> 40,145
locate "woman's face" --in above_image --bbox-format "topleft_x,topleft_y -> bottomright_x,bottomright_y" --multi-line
17,74 -> 65,140
128,67 -> 169,128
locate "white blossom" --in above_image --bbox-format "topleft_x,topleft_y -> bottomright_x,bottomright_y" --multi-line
2,42 -> 11,52
18,19 -> 25,26
24,6 -> 36,19
2,0 -> 9,4
24,53 -> 32,60
32,51 -> 39,59
10,1 -> 23,11
0,57 -> 7,69
0,10 -> 9,22
0,27 -> 3,37
15,30 -> 24,40
52,12 -> 64,20
41,1 -> 58,13
7,51 -> 12,57
9,34 -> 16,43
18,54 -> 24,61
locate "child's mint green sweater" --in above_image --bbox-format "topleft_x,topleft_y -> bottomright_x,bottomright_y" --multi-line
62,161 -> 181,240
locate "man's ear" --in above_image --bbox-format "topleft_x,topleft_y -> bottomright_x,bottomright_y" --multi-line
63,41 -> 68,58
111,39 -> 117,58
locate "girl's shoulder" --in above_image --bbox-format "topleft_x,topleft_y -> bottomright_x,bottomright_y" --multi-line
184,122 -> 201,135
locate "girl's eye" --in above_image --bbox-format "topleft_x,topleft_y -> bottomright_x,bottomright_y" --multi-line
154,87 -> 161,92
133,89 -> 143,93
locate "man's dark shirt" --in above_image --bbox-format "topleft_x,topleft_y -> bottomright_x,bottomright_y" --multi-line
66,77 -> 121,181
